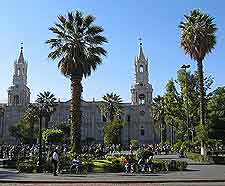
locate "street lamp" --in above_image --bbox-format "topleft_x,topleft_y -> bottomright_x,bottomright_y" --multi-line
181,64 -> 191,148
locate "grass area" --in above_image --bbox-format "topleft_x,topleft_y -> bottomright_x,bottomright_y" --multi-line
91,159 -> 112,168
186,152 -> 210,162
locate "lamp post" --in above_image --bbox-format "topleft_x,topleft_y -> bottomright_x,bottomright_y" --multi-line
181,64 -> 191,148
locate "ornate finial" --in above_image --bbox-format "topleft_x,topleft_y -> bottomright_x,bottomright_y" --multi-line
138,37 -> 145,60
138,37 -> 142,46
18,42 -> 25,63
20,42 -> 23,50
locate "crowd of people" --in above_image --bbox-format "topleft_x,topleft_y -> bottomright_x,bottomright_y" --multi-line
0,143 -> 172,161
0,143 -> 224,175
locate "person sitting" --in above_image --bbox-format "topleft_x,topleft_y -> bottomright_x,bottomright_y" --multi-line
138,157 -> 146,173
70,156 -> 82,174
124,156 -> 130,173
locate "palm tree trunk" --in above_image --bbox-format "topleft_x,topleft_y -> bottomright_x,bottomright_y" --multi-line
197,60 -> 205,126
197,59 -> 207,156
44,116 -> 50,128
70,76 -> 83,153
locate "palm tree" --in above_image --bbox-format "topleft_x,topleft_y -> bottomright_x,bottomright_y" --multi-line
179,9 -> 217,155
23,104 -> 39,144
101,92 -> 123,122
179,9 -> 217,127
36,91 -> 57,128
46,11 -> 107,153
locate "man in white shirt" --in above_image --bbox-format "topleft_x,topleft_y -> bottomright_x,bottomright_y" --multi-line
52,148 -> 59,176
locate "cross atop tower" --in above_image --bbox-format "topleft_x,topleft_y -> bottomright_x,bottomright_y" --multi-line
138,37 -> 142,46
20,42 -> 23,50
138,38 -> 145,60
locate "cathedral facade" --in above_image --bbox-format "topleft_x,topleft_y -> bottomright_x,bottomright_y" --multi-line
0,42 -> 156,144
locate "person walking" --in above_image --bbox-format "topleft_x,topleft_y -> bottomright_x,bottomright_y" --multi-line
52,148 -> 59,176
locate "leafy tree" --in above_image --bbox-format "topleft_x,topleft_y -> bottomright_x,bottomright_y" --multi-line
154,70 -> 214,144
9,121 -> 29,144
42,129 -> 64,144
56,121 -> 71,144
23,104 -> 39,144
101,93 -> 123,144
36,91 -> 57,128
179,9 -> 217,155
176,69 -> 199,141
207,87 -> 225,139
46,11 -> 107,153
164,80 -> 181,144
103,120 -> 123,145
152,95 -> 166,143
101,92 -> 123,122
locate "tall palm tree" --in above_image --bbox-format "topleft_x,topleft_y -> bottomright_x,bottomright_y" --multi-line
179,9 -> 217,155
179,9 -> 217,127
46,11 -> 107,153
101,92 -> 123,122
23,104 -> 39,144
36,91 -> 57,128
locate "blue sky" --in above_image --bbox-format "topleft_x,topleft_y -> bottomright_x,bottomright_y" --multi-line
0,0 -> 224,103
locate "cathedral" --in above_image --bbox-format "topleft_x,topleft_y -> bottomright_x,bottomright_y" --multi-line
0,42 -> 156,144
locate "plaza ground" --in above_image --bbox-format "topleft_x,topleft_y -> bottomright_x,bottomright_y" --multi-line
0,164 -> 225,184
0,154 -> 224,185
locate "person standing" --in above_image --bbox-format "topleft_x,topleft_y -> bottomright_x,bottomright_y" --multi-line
52,148 -> 59,176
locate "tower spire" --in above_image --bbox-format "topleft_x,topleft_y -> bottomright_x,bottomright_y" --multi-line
138,38 -> 145,60
18,42 -> 24,63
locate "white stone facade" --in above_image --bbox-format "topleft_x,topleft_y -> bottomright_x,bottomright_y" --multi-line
0,42 -> 156,144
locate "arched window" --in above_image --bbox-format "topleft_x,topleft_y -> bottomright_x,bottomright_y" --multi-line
140,126 -> 145,136
139,65 -> 144,72
139,94 -> 145,105
102,115 -> 106,122
127,115 -> 130,122
14,95 -> 19,105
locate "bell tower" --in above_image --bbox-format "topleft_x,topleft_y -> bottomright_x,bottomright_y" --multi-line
131,40 -> 153,105
8,45 -> 30,106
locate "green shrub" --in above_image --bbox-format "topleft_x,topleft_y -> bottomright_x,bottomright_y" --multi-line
186,152 -> 210,162
106,156 -> 113,161
176,160 -> 188,171
17,160 -> 36,173
83,161 -> 94,173
42,129 -> 64,144
111,158 -> 123,172
173,141 -> 183,152
153,160 -> 187,171
130,139 -> 139,149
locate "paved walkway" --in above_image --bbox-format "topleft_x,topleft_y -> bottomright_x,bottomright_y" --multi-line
0,164 -> 225,181
0,183 -> 225,186
0,154 -> 224,185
